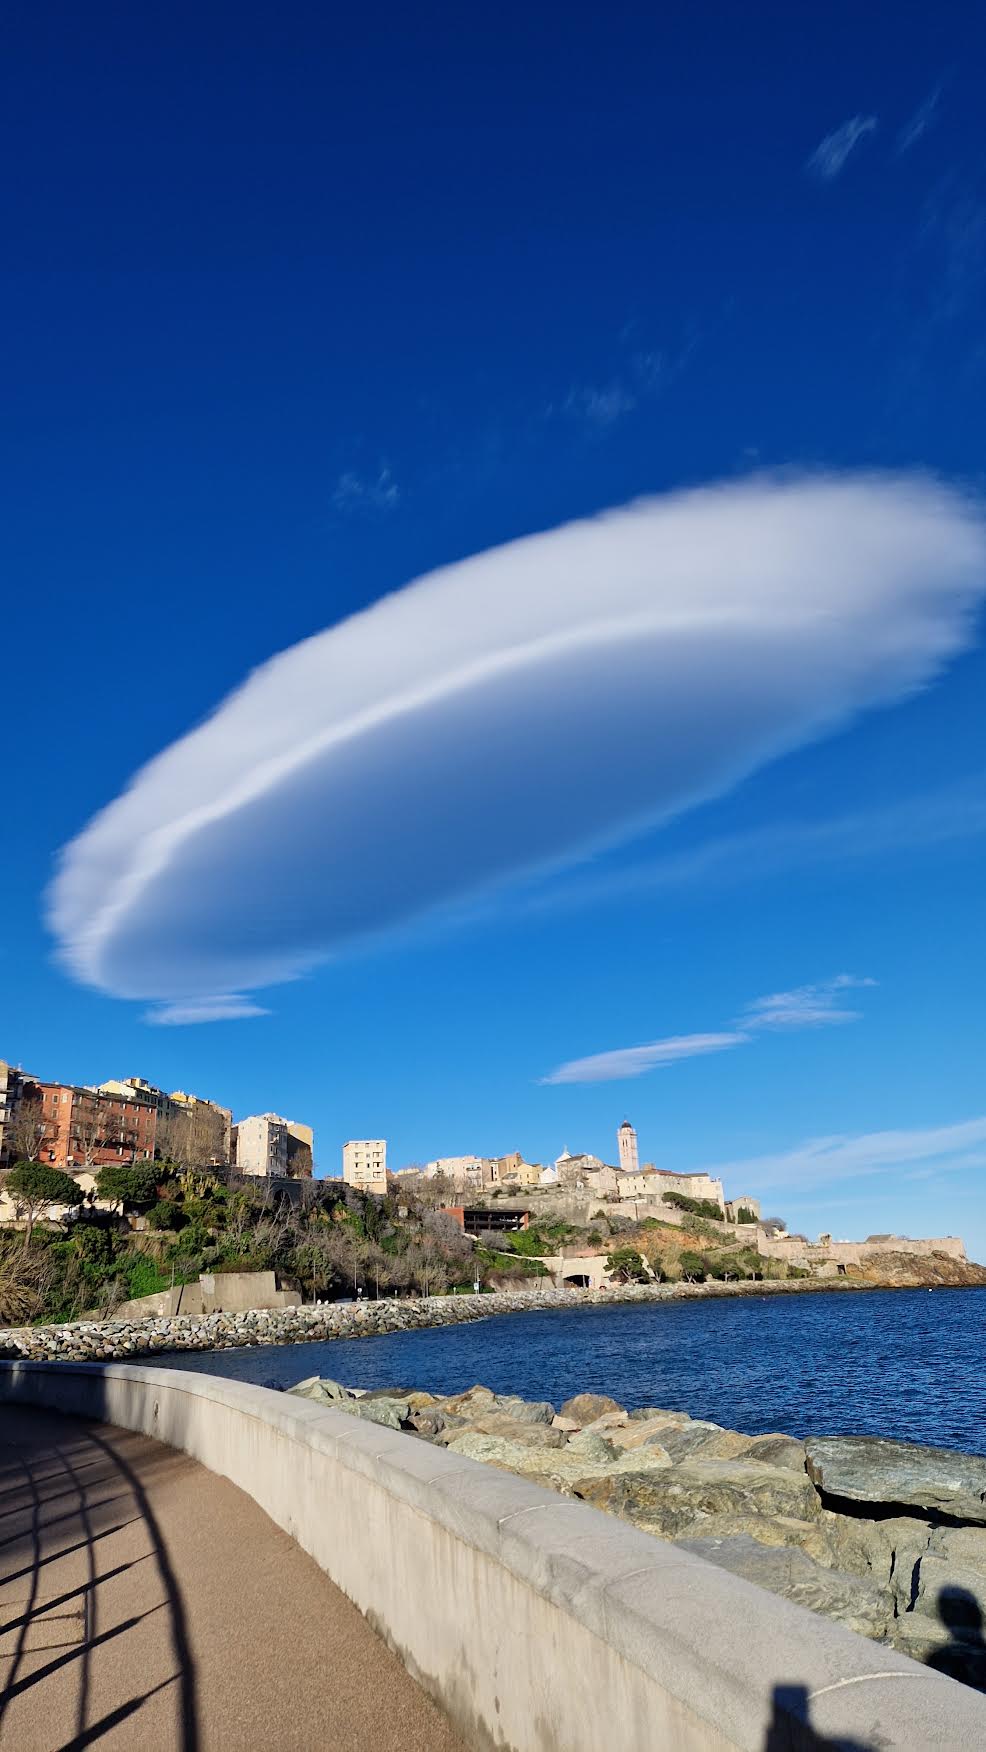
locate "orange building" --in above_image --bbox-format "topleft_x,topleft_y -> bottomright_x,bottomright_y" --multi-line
35,1082 -> 157,1171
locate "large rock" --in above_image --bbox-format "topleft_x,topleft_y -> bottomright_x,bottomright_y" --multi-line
609,1414 -> 691,1450
333,1395 -> 409,1429
885,1613 -> 986,1689
559,1392 -> 625,1424
676,1533 -> 891,1639
495,1396 -> 556,1425
739,1435 -> 807,1473
574,1458 -> 821,1538
287,1376 -> 352,1403
447,1432 -> 671,1491
443,1412 -> 567,1450
914,1551 -> 986,1627
857,1516 -> 932,1606
659,1423 -> 757,1464
804,1436 -> 986,1523
441,1385 -> 499,1417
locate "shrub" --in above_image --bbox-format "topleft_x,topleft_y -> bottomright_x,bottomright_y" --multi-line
146,1201 -> 187,1232
95,1163 -> 160,1212
735,1207 -> 757,1224
662,1192 -> 724,1222
605,1246 -> 649,1284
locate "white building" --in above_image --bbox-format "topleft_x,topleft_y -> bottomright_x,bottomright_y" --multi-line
423,1155 -> 483,1187
235,1113 -> 289,1177
618,1120 -> 639,1175
343,1138 -> 387,1193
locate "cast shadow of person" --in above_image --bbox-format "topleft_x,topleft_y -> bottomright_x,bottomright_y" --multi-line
926,1585 -> 986,1693
762,1683 -> 874,1750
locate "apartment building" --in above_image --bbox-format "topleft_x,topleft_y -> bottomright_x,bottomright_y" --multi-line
234,1113 -> 289,1177
342,1139 -> 387,1193
32,1082 -> 157,1171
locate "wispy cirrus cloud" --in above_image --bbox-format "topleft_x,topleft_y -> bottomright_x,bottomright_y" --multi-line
512,776 -> 986,919
331,466 -> 400,514
541,974 -> 875,1084
698,1116 -> 986,1193
560,350 -> 671,430
540,1032 -> 746,1086
807,115 -> 878,181
47,473 -> 986,1020
741,974 -> 877,1031
896,85 -> 942,155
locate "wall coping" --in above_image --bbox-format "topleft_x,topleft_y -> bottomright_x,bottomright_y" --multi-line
2,1360 -> 984,1750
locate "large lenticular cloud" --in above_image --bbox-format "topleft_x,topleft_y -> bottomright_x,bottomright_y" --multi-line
48,474 -> 986,1020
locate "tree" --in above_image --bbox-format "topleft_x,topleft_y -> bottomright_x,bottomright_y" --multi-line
4,1162 -> 83,1250
677,1250 -> 706,1284
735,1207 -> 757,1224
605,1246 -> 649,1284
5,1099 -> 50,1165
95,1162 -> 160,1213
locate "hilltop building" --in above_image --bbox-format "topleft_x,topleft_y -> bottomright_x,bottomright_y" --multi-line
343,1138 -> 387,1193
618,1120 -> 639,1175
232,1114 -> 315,1179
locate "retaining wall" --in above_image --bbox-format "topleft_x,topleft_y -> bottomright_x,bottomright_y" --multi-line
2,1361 -> 983,1750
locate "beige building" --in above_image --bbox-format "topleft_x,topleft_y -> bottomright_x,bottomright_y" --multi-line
618,1168 -> 725,1211
617,1121 -> 639,1175
235,1113 -> 289,1177
286,1121 -> 314,1178
424,1155 -> 484,1187
343,1138 -> 387,1193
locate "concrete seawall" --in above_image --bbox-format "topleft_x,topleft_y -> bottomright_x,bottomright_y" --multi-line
2,1360 -> 984,1749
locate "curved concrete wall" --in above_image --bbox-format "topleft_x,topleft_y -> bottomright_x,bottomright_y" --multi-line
2,1361 -> 983,1751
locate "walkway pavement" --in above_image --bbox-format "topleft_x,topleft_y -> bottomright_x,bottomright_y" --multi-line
0,1406 -> 465,1751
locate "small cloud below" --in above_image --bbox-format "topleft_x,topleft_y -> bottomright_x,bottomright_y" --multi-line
807,115 -> 878,181
541,975 -> 875,1084
145,996 -> 270,1026
740,974 -> 876,1031
331,466 -> 400,515
541,1032 -> 747,1085
897,85 -> 942,155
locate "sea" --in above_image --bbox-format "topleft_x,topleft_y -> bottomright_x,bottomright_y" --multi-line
161,1285 -> 986,1456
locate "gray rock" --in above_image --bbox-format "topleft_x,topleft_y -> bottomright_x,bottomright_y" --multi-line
676,1532 -> 891,1639
658,1423 -> 754,1464
574,1457 -> 821,1538
495,1396 -> 556,1425
286,1376 -> 353,1403
884,1612 -> 986,1689
333,1395 -> 410,1429
914,1552 -> 986,1627
804,1435 -> 986,1523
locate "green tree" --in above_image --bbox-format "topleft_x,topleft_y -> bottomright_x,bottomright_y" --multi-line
94,1163 -> 160,1213
735,1207 -> 757,1224
4,1163 -> 83,1251
605,1246 -> 649,1284
677,1249 -> 706,1283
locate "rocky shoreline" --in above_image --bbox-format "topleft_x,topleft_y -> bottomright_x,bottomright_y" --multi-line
0,1273 -> 927,1363
289,1373 -> 986,1692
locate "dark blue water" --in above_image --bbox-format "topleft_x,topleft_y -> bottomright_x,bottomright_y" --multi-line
162,1288 -> 986,1455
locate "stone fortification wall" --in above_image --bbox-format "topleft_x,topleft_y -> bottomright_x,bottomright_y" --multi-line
759,1234 -> 967,1267
3,1360 -> 983,1749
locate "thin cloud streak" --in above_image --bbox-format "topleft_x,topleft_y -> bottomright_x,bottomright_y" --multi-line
331,466 -> 400,514
699,1117 -> 986,1192
896,86 -> 942,155
47,473 -> 986,1014
541,1031 -> 747,1085
517,777 -> 986,918
741,974 -> 876,1031
807,115 -> 878,181
541,971 -> 873,1084
146,996 -> 270,1026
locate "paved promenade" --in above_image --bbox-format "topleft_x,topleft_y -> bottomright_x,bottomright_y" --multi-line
0,1406 -> 464,1751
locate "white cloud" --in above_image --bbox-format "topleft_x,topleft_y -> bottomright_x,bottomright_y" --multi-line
897,86 -> 942,155
331,467 -> 400,514
807,115 -> 878,181
541,1032 -> 747,1085
740,974 -> 876,1031
699,1117 -> 986,1193
145,996 -> 270,1026
562,350 -> 670,429
47,472 -> 986,1014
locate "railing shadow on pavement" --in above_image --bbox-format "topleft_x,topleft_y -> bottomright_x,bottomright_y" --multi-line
0,1386 -> 199,1752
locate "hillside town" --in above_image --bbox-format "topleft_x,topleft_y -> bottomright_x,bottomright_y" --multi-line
0,1058 -> 970,1284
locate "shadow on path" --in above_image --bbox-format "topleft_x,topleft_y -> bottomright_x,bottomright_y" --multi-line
0,1407 -> 198,1751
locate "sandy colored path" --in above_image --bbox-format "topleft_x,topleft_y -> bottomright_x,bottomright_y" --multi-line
0,1405 -> 465,1752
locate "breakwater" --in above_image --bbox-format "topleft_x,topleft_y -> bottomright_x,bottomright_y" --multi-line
0,1275 -> 868,1363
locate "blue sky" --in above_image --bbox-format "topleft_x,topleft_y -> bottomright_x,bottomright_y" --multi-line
3,3 -> 986,1254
